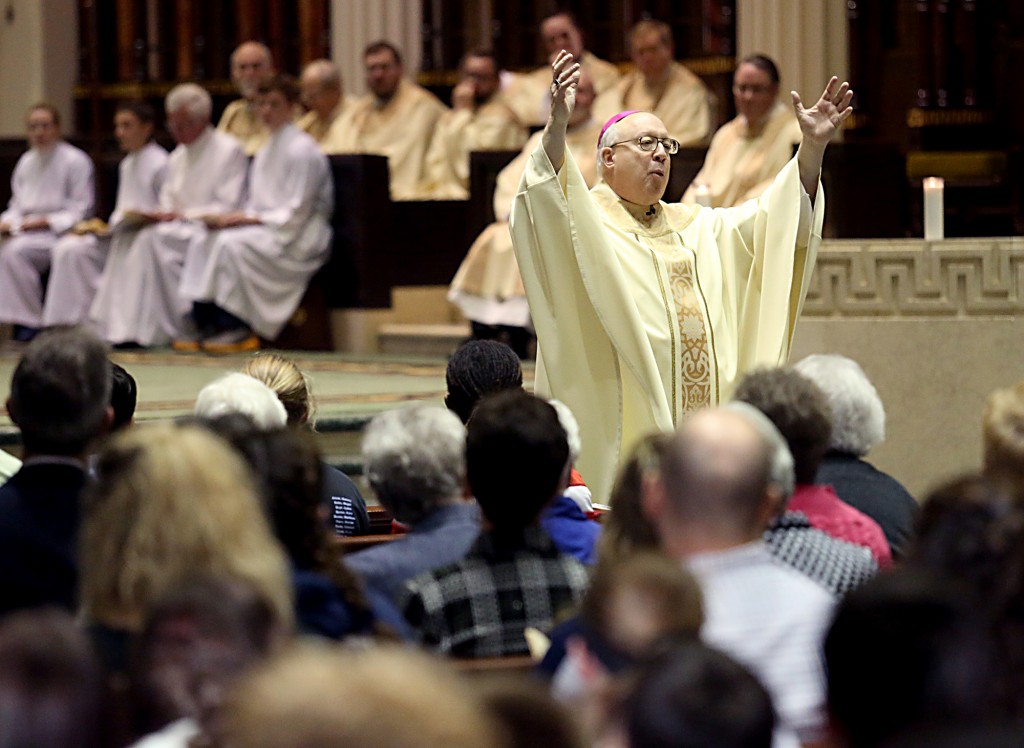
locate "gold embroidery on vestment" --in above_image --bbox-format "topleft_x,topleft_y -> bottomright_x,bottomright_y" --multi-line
666,253 -> 712,412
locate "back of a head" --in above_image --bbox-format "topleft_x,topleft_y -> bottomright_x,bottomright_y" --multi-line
723,401 -> 796,507
825,569 -> 997,748
982,380 -> 1024,480
445,340 -> 523,424
659,409 -> 772,539
110,361 -> 138,431
624,641 -> 775,748
0,609 -> 105,748
793,354 -> 885,456
582,552 -> 704,667
242,353 -> 314,428
8,326 -> 111,456
81,422 -> 293,630
194,372 -> 288,430
221,643 -> 500,748
599,433 -> 672,563
731,367 -> 832,485
132,574 -> 282,730
362,404 -> 466,524
466,390 -> 569,531
476,675 -> 587,748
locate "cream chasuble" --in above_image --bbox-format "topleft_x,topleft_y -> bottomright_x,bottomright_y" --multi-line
296,98 -> 351,145
510,147 -> 823,504
503,52 -> 621,127
682,101 -> 802,208
218,99 -> 269,156
322,80 -> 447,200
594,62 -> 715,146
417,96 -> 527,199
448,120 -> 601,325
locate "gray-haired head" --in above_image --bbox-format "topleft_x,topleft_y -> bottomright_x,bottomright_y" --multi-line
548,399 -> 582,464
362,404 -> 466,524
794,354 -> 885,456
165,83 -> 212,123
194,373 -> 287,430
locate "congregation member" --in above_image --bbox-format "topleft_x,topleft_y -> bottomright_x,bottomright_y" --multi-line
981,378 -> 1024,483
794,353 -> 918,557
323,41 -> 447,200
448,70 -> 601,357
417,49 -> 527,199
643,407 -> 835,746
594,20 -> 714,147
242,353 -> 369,536
49,101 -> 167,330
503,11 -> 620,127
221,644 -> 502,748
180,74 -> 332,352
91,83 -> 247,349
0,327 -> 111,616
347,404 -> 480,603
733,367 -> 892,566
401,391 -> 589,657
510,51 -> 852,503
0,104 -> 94,342
683,54 -> 802,207
218,41 -> 276,155
443,339 -> 525,424
296,59 -> 348,144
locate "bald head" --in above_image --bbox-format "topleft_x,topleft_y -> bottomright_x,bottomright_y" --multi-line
598,112 -> 673,206
300,59 -> 342,119
659,409 -> 773,542
231,41 -> 274,100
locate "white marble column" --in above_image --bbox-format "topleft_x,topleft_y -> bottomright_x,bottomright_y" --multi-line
736,0 -> 848,112
0,0 -> 78,136
331,0 -> 424,98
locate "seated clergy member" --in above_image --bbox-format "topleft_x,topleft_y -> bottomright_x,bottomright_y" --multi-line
49,101 -> 167,330
594,19 -> 715,147
179,75 -> 332,352
323,40 -> 447,200
218,41 -> 276,155
510,51 -> 851,505
296,59 -> 349,144
417,50 -> 527,199
91,83 -> 247,348
503,11 -> 620,127
401,391 -> 589,658
0,104 -> 94,342
448,70 -> 602,357
683,54 -> 802,208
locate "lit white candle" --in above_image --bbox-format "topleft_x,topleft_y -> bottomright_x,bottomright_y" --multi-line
693,183 -> 712,208
923,176 -> 944,241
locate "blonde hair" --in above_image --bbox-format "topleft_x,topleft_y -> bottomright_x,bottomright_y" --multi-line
222,642 -> 500,748
242,353 -> 317,429
80,423 -> 293,630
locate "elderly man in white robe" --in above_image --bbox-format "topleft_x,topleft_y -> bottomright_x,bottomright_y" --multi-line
0,104 -> 94,342
91,84 -> 248,348
510,51 -> 853,504
46,101 -> 167,330
179,74 -> 333,353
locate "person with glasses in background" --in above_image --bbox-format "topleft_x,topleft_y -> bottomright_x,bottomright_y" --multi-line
509,50 -> 853,506
683,54 -> 803,208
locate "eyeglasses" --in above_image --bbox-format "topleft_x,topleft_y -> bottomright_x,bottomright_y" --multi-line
608,135 -> 680,155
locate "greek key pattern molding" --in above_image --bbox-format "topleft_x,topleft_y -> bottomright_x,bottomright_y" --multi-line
802,238 -> 1024,317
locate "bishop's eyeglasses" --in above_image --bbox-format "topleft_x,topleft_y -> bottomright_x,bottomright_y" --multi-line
608,135 -> 681,155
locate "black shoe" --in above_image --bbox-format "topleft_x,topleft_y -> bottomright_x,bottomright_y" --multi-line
12,325 -> 39,343
112,341 -> 145,350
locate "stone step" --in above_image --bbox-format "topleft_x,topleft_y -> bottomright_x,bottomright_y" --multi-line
377,322 -> 470,358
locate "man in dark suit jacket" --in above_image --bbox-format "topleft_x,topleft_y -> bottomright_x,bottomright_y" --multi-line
0,327 -> 112,615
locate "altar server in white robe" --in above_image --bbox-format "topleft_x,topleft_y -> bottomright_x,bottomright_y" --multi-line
179,74 -> 332,353
510,52 -> 853,504
0,104 -> 94,341
47,101 -> 167,329
91,84 -> 248,348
